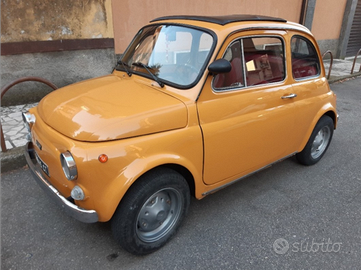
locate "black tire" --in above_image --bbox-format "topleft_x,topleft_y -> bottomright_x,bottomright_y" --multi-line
296,115 -> 334,166
111,168 -> 190,255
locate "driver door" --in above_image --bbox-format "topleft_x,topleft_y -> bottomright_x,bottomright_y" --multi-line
197,32 -> 297,185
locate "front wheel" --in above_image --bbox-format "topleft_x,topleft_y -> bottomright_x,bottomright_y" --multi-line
296,115 -> 334,166
111,168 -> 190,255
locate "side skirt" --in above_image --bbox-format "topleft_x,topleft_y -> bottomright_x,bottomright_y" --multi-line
202,152 -> 297,197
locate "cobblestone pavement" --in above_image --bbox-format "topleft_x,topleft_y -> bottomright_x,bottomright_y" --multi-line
323,56 -> 361,79
1,103 -> 38,150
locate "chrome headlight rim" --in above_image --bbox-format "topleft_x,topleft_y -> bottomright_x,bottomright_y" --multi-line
60,151 -> 78,181
22,111 -> 36,132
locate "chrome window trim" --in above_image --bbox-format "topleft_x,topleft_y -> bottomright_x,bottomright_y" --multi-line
293,73 -> 322,82
290,34 -> 322,81
212,34 -> 287,93
119,23 -> 217,90
235,25 -> 311,35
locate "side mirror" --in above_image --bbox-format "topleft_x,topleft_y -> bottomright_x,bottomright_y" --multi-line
208,59 -> 232,74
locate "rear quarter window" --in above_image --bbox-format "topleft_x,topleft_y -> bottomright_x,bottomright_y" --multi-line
291,36 -> 320,79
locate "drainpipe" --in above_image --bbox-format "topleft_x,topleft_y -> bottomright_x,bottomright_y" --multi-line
299,0 -> 316,30
299,0 -> 308,25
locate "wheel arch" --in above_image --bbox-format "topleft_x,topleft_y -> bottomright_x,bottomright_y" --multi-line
104,159 -> 198,222
297,107 -> 337,153
324,110 -> 338,129
110,164 -> 193,255
160,164 -> 196,197
128,164 -> 196,198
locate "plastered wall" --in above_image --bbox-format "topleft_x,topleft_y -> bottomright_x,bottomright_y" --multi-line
1,0 -> 114,43
312,0 -> 347,40
111,0 -> 304,53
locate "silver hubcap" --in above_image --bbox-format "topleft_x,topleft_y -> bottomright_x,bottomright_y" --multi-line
136,188 -> 182,243
311,126 -> 331,159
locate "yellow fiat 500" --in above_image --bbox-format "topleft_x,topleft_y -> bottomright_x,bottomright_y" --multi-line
23,15 -> 338,255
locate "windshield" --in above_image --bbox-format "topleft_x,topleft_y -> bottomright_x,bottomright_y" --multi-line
117,24 -> 214,87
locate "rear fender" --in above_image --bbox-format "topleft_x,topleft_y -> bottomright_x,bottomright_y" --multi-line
297,103 -> 337,153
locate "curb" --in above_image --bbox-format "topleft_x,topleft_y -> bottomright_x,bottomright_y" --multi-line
328,72 -> 361,84
1,146 -> 27,173
1,73 -> 360,174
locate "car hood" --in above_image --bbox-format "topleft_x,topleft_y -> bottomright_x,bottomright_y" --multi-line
37,75 -> 188,141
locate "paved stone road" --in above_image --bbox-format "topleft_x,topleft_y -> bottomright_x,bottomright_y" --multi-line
1,103 -> 37,150
323,56 -> 361,80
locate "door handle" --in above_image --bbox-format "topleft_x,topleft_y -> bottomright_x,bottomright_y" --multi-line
281,93 -> 297,99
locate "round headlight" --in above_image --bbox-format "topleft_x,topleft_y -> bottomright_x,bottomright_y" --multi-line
60,151 -> 78,180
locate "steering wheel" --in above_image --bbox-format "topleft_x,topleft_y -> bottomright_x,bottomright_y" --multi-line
174,64 -> 199,85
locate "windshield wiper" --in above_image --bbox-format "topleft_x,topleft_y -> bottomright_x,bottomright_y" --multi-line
115,60 -> 132,77
132,62 -> 164,88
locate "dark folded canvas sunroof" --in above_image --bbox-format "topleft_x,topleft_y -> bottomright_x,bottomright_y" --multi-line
151,15 -> 287,25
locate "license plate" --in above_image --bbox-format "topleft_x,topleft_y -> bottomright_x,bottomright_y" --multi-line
35,151 -> 50,177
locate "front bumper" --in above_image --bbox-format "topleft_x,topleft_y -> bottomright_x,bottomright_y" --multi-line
24,142 -> 99,223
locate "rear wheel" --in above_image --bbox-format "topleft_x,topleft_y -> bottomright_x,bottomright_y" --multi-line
296,115 -> 334,165
111,168 -> 190,255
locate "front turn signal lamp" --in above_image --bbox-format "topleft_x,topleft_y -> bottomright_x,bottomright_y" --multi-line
98,154 -> 108,163
71,185 -> 85,201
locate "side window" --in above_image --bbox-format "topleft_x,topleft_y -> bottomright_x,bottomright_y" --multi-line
213,40 -> 245,90
212,36 -> 285,91
291,36 -> 320,79
243,37 -> 285,86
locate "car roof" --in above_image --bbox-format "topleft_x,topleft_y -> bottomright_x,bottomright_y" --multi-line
150,14 -> 287,26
